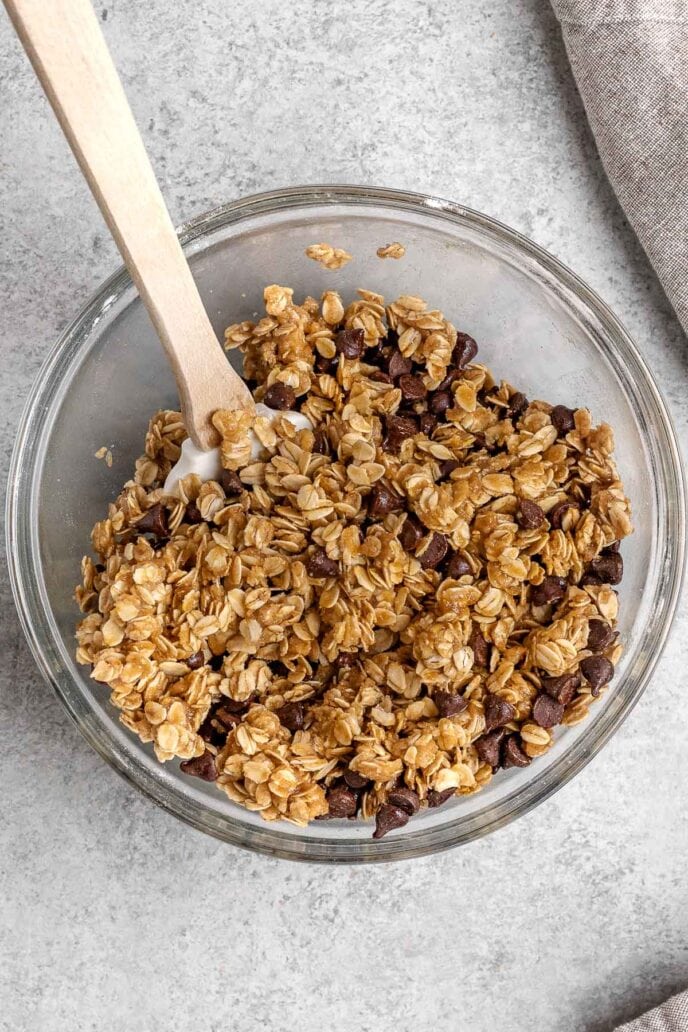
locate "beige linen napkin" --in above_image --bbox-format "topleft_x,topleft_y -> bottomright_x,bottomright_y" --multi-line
551,0 -> 688,334
615,990 -> 688,1031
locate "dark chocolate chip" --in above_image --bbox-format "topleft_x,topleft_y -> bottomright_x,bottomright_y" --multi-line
507,392 -> 529,420
136,503 -> 168,538
276,701 -> 305,732
335,652 -> 357,669
212,707 -> 239,729
501,735 -> 531,769
306,548 -> 339,578
185,502 -> 203,524
209,654 -> 225,672
433,691 -> 468,717
517,498 -> 545,529
186,651 -> 205,670
587,619 -> 616,652
427,788 -> 456,808
315,352 -> 335,374
399,374 -> 428,402
439,459 -> 460,479
420,413 -> 439,436
343,768 -> 369,790
581,572 -> 603,588
542,671 -> 581,705
400,514 -> 425,552
373,803 -> 410,838
475,729 -> 505,768
532,692 -> 565,728
453,331 -> 478,369
446,551 -> 472,579
550,501 -> 577,530
326,785 -> 358,818
604,540 -> 621,554
437,368 -> 461,391
368,480 -> 405,518
388,787 -> 421,815
589,553 -> 624,585
417,532 -> 450,570
263,382 -> 296,410
336,327 -> 366,359
551,405 -> 576,435
429,390 -> 453,416
468,628 -> 489,667
387,349 -> 413,380
483,693 -> 516,732
313,429 -> 329,454
180,751 -> 218,782
531,575 -> 567,607
220,468 -> 244,495
580,655 -> 614,695
218,697 -> 252,717
385,413 -> 418,452
368,370 -> 392,384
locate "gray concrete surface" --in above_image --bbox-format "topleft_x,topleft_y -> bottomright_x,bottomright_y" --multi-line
1,2 -> 687,1031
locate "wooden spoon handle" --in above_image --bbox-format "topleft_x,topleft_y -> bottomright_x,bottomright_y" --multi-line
4,0 -> 254,448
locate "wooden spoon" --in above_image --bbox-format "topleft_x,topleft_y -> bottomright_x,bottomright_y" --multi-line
5,0 -> 255,450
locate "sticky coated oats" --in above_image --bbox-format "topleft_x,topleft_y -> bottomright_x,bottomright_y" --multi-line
376,242 -> 406,259
75,285 -> 632,837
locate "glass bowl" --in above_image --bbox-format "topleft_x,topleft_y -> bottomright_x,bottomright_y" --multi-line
6,185 -> 685,862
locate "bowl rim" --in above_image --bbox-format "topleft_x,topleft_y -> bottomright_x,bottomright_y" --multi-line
6,183 -> 686,863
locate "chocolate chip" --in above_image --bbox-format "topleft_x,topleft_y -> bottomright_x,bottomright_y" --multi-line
429,390 -> 452,416
531,575 -> 567,606
315,353 -> 335,374
453,331 -> 478,369
385,413 -> 418,453
136,503 -> 168,537
368,370 -> 392,384
438,368 -> 461,391
400,514 -> 425,552
373,803 -> 410,838
551,405 -> 576,435
218,697 -> 252,717
475,729 -> 505,768
446,552 -> 472,579
439,459 -> 460,479
343,768 -> 369,790
388,787 -> 421,815
368,480 -> 405,518
336,327 -> 365,359
580,655 -> 614,695
532,692 -> 565,728
550,501 -> 576,530
180,751 -> 217,782
581,573 -> 603,588
399,374 -> 427,402
589,553 -> 624,585
326,785 -> 358,818
427,788 -> 456,808
542,671 -> 581,705
263,382 -> 296,410
468,628 -> 489,667
276,701 -> 305,732
220,468 -> 244,495
517,498 -> 545,529
507,392 -> 528,420
417,532 -> 449,570
433,691 -> 468,717
483,693 -> 516,732
587,619 -> 616,652
501,735 -> 531,769
313,428 -> 329,454
420,413 -> 439,436
209,654 -> 225,672
335,652 -> 357,669
186,651 -> 205,670
387,349 -> 413,380
604,540 -> 621,554
185,502 -> 203,524
306,548 -> 339,578
212,707 -> 239,729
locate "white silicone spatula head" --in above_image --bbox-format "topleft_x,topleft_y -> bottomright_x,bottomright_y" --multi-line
4,0 -> 271,454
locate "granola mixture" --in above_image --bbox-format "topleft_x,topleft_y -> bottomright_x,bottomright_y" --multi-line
76,285 -> 632,838
376,242 -> 406,259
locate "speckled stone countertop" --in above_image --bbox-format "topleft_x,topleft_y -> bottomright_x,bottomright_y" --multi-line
1,2 -> 687,1030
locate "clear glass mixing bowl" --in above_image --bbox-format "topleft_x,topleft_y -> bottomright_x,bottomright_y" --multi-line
6,185 -> 685,862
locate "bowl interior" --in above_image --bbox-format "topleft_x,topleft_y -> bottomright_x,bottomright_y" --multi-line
14,189 -> 683,861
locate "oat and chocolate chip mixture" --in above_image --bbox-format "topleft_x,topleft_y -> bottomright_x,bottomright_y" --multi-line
75,285 -> 632,837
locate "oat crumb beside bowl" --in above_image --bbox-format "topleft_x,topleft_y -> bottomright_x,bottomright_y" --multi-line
75,281 -> 632,840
